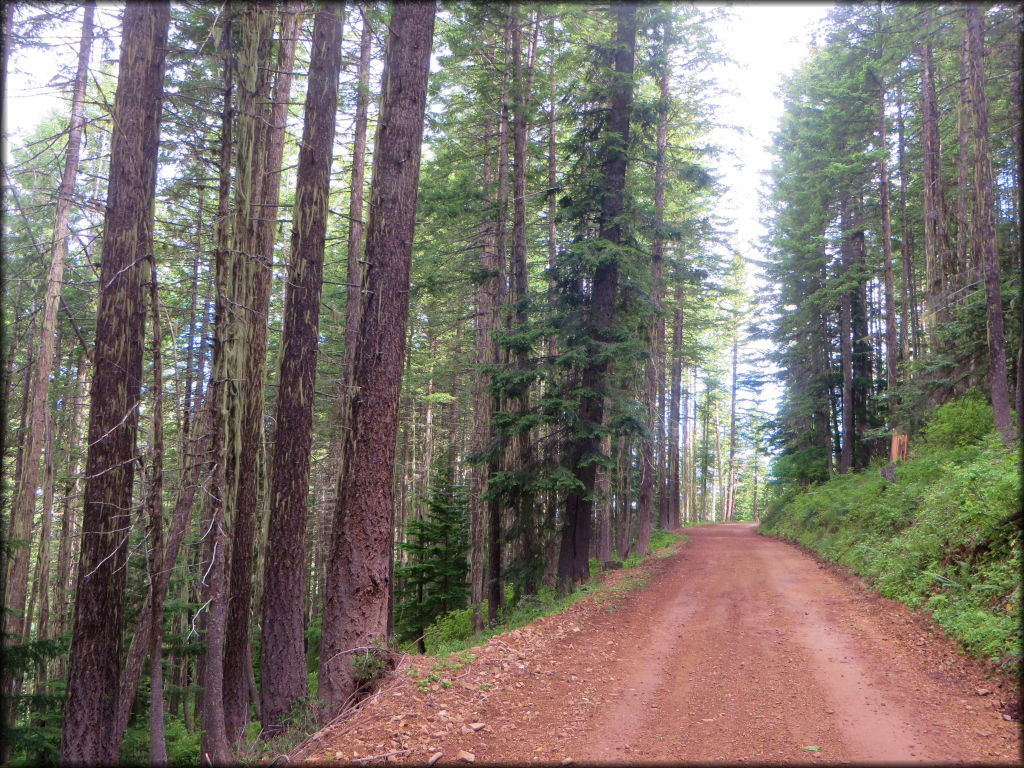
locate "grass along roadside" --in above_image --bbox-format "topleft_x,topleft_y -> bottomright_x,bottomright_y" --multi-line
415,527 -> 689,657
759,396 -> 1020,676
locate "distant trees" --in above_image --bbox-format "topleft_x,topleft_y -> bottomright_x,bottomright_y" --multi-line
0,2 -> 779,761
765,3 -> 1021,485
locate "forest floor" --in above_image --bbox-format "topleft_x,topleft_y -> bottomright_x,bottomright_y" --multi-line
290,523 -> 1021,764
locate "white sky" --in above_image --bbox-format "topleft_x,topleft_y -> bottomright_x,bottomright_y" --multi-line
703,2 -> 833,415
707,2 -> 832,261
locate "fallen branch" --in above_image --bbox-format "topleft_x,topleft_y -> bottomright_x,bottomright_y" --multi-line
353,748 -> 414,763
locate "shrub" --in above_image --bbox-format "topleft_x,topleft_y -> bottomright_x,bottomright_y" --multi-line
760,430 -> 1020,674
423,606 -> 474,655
922,390 -> 995,447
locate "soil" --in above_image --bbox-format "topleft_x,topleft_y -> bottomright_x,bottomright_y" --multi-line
290,522 -> 1021,764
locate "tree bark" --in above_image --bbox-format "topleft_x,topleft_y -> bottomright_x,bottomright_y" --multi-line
878,76 -> 898,399
200,5 -> 236,760
667,302 -> 683,529
145,255 -> 168,765
262,1 -> 343,733
956,29 -> 973,292
920,41 -> 953,349
470,120 -> 497,633
726,336 -> 739,521
509,2 -> 541,591
223,2 -> 285,742
319,0 -> 434,710
839,198 -> 855,475
966,5 -> 1013,441
60,4 -> 168,763
896,85 -> 919,368
637,43 -> 670,554
850,206 -> 871,469
487,10 -> 513,625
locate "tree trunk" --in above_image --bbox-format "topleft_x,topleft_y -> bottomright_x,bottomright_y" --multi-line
920,41 -> 953,349
596,431 -> 613,562
112,390 -> 211,752
509,1 -> 541,593
262,1 -> 343,733
878,76 -> 898,400
966,5 -> 1013,441
726,336 -> 739,521
2,7 -> 93,751
200,6 -> 236,759
470,120 -> 497,634
850,206 -> 871,469
558,3 -> 637,590
699,387 -> 710,521
27,403 -> 54,754
61,5 -> 168,763
614,434 -> 633,560
488,11 -> 513,625
638,49 -> 669,553
54,350 -> 89,666
896,84 -> 918,368
667,302 -> 682,529
956,30 -> 972,292
223,3 -> 284,742
145,255 -> 168,765
318,1 -> 434,710
839,198 -> 855,475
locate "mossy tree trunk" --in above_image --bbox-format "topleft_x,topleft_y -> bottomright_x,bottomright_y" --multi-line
60,4 -> 169,762
966,5 -> 1013,442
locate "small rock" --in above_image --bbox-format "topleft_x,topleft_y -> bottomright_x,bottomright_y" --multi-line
976,688 -> 992,696
335,752 -> 345,761
458,750 -> 476,763
1003,714 -> 1013,721
976,731 -> 991,738
470,722 -> 486,731
561,760 -> 574,766
428,753 -> 443,766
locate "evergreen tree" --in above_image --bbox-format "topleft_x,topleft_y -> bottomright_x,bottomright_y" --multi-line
394,462 -> 470,653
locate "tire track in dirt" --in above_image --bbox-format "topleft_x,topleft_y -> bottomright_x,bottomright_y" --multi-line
297,522 -> 1020,764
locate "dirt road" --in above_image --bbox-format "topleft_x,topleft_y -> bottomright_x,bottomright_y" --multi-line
295,523 -> 1020,764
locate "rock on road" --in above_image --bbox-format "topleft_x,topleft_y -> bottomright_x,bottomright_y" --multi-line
297,523 -> 1020,764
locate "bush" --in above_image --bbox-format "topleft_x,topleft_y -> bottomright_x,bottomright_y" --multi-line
922,390 -> 995,447
423,606 -> 474,655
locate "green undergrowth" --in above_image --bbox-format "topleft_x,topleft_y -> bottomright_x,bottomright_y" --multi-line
413,528 -> 688,658
760,398 -> 1021,674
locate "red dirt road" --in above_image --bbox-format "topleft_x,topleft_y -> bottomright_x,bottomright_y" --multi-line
295,523 -> 1020,764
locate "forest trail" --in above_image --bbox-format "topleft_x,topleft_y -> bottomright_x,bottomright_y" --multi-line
294,524 -> 1020,764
